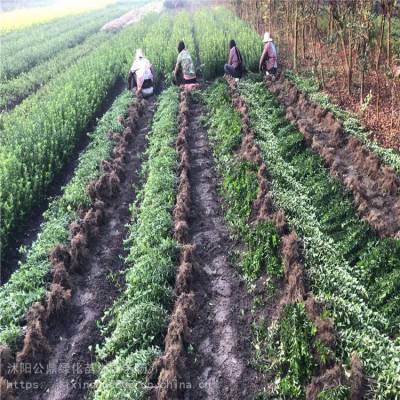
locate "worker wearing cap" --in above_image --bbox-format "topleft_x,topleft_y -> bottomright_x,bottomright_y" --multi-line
259,32 -> 277,78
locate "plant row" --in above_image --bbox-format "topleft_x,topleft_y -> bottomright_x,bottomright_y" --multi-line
0,13 -> 161,258
203,81 -> 282,283
237,79 -> 400,398
0,9 -> 203,257
192,8 -> 261,80
91,87 -> 179,400
0,90 -> 133,350
268,77 -> 400,238
149,88 -> 196,399
0,0 -> 130,33
204,80 -> 351,399
0,31 -> 111,111
0,3 -> 133,82
286,71 -> 400,174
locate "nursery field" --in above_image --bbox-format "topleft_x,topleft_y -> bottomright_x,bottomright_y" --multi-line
0,4 -> 399,400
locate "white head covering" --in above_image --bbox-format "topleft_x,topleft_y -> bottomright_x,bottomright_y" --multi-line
135,48 -> 145,61
263,32 -> 273,43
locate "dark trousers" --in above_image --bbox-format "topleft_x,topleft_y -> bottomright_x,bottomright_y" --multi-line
224,64 -> 242,78
174,71 -> 197,86
261,64 -> 277,76
128,72 -> 153,91
128,72 -> 136,90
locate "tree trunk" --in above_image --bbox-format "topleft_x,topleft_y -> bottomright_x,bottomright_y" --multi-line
294,0 -> 298,71
376,13 -> 386,71
376,72 -> 381,116
269,0 -> 272,33
302,23 -> 306,60
387,10 -> 391,66
390,81 -> 395,131
348,28 -> 353,95
338,31 -> 351,95
360,69 -> 365,107
317,38 -> 326,89
285,1 -> 290,49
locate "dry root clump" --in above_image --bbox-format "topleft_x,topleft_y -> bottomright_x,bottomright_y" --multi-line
0,377 -> 15,400
46,283 -> 72,319
350,354 -> 364,400
4,98 -> 144,384
149,89 -> 197,400
231,76 -> 354,398
154,293 -> 195,400
267,77 -> 400,237
16,303 -> 50,367
0,346 -> 13,378
306,364 -> 344,400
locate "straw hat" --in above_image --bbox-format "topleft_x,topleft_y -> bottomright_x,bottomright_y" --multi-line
263,32 -> 273,43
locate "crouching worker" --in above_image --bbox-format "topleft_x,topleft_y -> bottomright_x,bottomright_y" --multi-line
259,32 -> 278,80
174,41 -> 197,86
128,49 -> 155,97
224,39 -> 243,79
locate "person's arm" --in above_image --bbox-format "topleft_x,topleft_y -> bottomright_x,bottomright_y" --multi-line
228,48 -> 234,65
174,61 -> 180,80
174,53 -> 181,80
259,45 -> 268,70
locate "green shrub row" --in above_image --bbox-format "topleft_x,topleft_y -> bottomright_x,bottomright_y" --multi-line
91,87 -> 179,400
0,91 -> 133,349
0,3 -> 135,81
0,14 -> 160,256
238,79 -> 400,398
203,81 -> 282,284
0,31 -> 111,111
204,82 -> 345,399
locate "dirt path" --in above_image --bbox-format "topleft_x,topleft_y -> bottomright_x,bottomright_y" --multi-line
183,95 -> 263,399
1,79 -> 127,286
17,97 -> 155,400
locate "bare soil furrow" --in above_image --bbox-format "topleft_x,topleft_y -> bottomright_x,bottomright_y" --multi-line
183,94 -> 262,400
15,97 -> 155,400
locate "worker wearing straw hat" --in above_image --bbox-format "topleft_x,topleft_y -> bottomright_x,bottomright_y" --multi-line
259,32 -> 277,79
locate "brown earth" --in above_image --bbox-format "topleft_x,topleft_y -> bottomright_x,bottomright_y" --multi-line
0,79 -> 127,286
226,76 -> 364,399
267,77 -> 400,238
181,91 -> 264,399
10,96 -> 155,400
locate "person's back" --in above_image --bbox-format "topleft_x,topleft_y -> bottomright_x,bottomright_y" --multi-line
259,32 -> 277,78
178,48 -> 196,81
229,46 -> 241,69
174,41 -> 197,86
224,39 -> 243,79
131,57 -> 152,81
264,41 -> 277,70
129,49 -> 154,96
